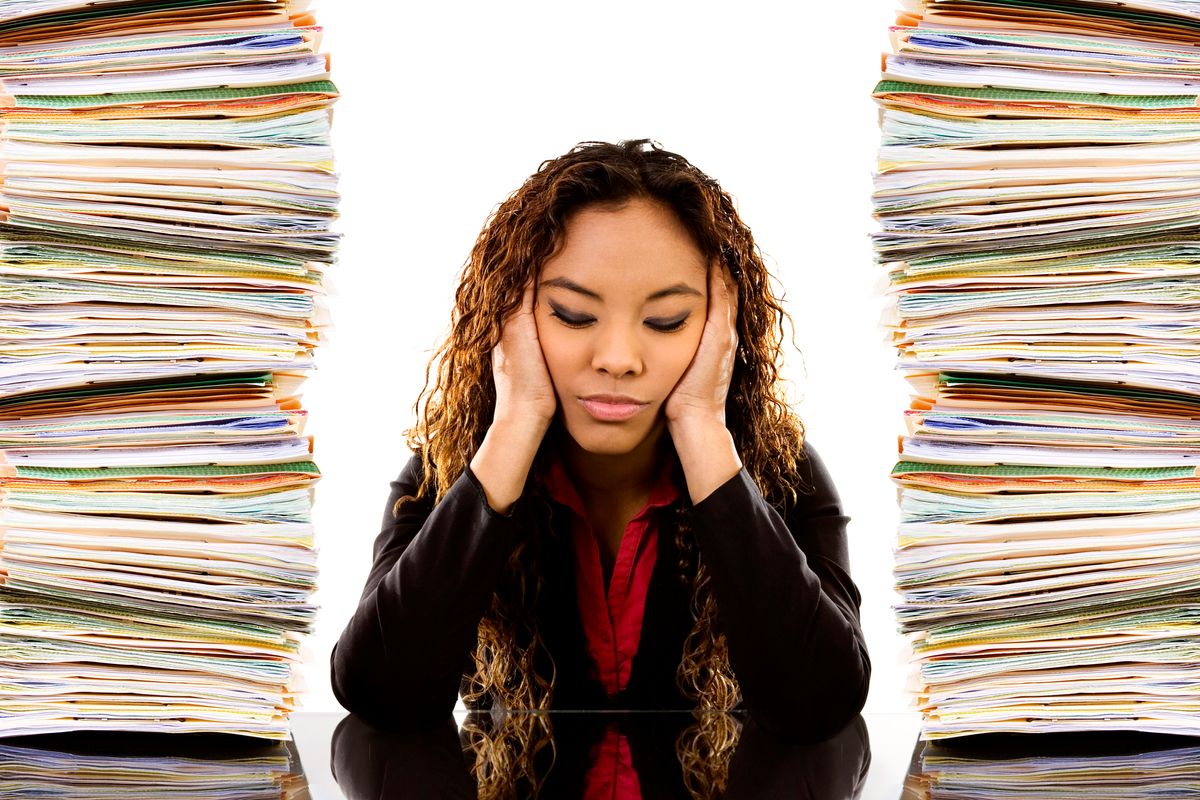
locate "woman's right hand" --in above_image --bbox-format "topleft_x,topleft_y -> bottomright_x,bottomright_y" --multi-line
491,276 -> 558,430
471,278 -> 556,515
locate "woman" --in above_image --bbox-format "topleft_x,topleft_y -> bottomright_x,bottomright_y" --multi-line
330,140 -> 870,751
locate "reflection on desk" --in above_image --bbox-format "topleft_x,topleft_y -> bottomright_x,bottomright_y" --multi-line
903,730 -> 1200,798
330,710 -> 870,799
0,730 -> 310,797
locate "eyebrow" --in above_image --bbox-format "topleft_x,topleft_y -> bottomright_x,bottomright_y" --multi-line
540,276 -> 703,302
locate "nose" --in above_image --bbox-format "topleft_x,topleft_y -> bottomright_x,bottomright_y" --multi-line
590,321 -> 643,377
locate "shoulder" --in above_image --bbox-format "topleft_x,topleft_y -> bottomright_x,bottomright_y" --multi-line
788,438 -> 855,589
699,438 -> 842,522
397,448 -> 430,485
717,437 -> 851,575
387,449 -> 438,521
791,438 -> 844,513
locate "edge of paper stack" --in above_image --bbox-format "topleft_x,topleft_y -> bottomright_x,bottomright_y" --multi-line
874,0 -> 1200,739
0,0 -> 336,738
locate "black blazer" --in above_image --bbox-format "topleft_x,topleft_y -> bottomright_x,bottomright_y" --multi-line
330,438 -> 870,742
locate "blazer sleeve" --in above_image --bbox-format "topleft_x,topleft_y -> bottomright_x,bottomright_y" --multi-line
688,438 -> 871,742
329,452 -> 528,730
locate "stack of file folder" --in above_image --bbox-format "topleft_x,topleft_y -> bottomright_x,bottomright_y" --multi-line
0,0 -> 336,738
873,0 -> 1200,739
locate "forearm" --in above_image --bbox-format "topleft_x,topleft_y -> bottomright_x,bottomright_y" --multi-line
470,417 -> 549,515
669,418 -> 742,505
330,459 -> 525,729
689,456 -> 870,741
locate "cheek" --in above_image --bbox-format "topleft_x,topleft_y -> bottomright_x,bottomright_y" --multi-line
650,341 -> 698,400
669,330 -> 704,378
533,317 -> 569,384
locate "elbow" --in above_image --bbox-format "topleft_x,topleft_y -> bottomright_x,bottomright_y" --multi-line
329,638 -> 400,724
816,637 -> 872,741
330,639 -> 373,718
749,637 -> 871,744
843,636 -> 871,716
330,638 -> 460,734
844,640 -> 872,720
808,635 -> 871,740
328,592 -> 417,725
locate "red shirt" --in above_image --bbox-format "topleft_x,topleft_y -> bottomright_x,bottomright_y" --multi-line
580,726 -> 641,800
540,448 -> 681,697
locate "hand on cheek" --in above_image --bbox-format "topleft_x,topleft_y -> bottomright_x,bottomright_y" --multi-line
664,263 -> 739,429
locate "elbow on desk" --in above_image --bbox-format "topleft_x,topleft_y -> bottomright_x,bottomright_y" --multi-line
748,638 -> 871,744
329,639 -> 376,718
329,639 -> 459,732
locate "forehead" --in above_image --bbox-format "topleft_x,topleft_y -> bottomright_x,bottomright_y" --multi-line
540,198 -> 708,287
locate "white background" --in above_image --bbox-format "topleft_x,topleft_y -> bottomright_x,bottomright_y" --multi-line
301,0 -> 912,716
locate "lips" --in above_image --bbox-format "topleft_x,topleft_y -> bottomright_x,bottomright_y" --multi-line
581,394 -> 644,405
578,396 -> 648,422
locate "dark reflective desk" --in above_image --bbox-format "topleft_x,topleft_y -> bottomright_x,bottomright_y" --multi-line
325,710 -> 870,799
4,711 -> 1197,798
296,711 -> 1200,798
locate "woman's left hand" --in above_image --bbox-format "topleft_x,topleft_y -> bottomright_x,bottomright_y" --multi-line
665,262 -> 739,429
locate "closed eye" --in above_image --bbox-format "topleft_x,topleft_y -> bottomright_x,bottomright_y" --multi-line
549,307 -> 689,333
649,317 -> 689,332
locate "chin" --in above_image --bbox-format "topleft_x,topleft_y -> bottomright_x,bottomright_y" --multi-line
559,406 -> 665,455
573,430 -> 644,455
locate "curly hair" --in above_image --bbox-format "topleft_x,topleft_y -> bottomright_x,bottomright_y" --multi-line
457,708 -> 746,799
393,139 -> 811,794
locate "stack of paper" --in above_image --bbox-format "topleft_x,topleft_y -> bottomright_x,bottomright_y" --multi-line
0,0 -> 335,739
873,0 -> 1200,739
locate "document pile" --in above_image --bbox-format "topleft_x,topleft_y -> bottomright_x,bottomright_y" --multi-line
0,0 -> 336,738
873,0 -> 1200,739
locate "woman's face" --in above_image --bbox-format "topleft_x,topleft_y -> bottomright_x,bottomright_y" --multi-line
535,197 -> 708,457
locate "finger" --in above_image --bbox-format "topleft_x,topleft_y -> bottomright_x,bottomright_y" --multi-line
508,281 -> 532,331
713,263 -> 732,318
507,282 -> 525,321
705,261 -> 715,314
723,266 -> 738,324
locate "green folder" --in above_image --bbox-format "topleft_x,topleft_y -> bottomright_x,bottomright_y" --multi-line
12,81 -> 338,110
873,79 -> 1198,109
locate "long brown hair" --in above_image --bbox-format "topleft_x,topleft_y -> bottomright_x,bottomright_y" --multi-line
395,139 -> 810,794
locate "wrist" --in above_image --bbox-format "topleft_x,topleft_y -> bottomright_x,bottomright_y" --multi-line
470,417 -> 549,516
490,413 -> 552,446
666,414 -> 728,443
668,419 -> 742,505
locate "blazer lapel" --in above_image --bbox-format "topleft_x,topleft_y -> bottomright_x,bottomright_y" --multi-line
535,498 -> 608,708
